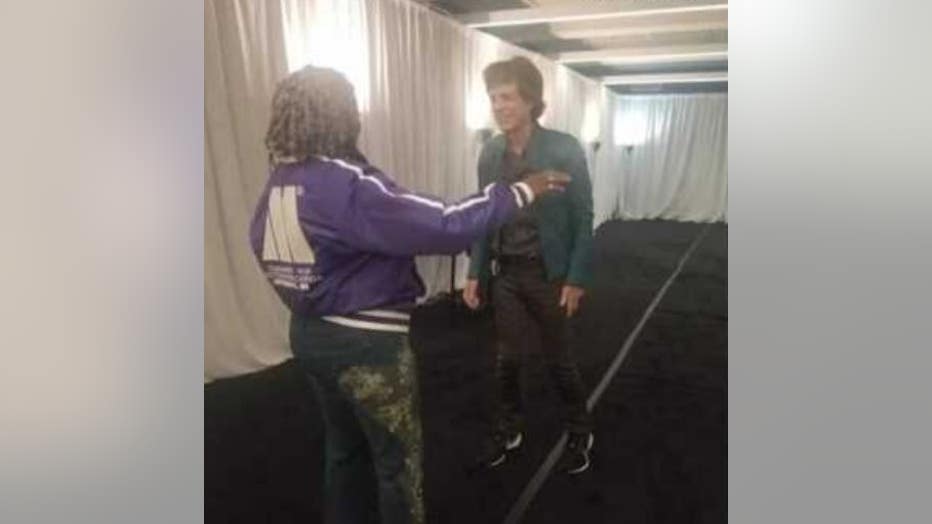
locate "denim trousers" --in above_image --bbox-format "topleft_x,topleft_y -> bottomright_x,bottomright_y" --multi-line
290,315 -> 424,524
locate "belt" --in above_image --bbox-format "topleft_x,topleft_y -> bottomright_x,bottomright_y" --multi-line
497,254 -> 542,266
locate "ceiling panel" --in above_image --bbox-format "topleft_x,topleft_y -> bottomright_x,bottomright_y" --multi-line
414,0 -> 728,93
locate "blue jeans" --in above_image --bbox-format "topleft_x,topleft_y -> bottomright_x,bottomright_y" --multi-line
290,315 -> 425,524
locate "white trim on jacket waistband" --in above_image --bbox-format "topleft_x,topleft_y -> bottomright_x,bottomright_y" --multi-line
320,315 -> 410,334
357,309 -> 411,320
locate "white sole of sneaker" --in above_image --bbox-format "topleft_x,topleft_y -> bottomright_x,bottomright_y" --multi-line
488,453 -> 506,468
506,432 -> 523,451
566,433 -> 595,475
566,457 -> 590,475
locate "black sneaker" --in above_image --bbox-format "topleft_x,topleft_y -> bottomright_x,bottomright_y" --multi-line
477,430 -> 523,469
558,432 -> 594,475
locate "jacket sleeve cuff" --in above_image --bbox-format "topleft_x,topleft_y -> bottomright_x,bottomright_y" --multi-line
511,181 -> 534,208
565,267 -> 590,288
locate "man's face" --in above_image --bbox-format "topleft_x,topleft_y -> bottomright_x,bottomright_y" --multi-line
488,82 -> 533,133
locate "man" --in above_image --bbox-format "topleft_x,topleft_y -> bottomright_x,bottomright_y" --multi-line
463,56 -> 595,475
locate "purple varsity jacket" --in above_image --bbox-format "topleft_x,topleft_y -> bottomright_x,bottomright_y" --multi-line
249,156 -> 534,333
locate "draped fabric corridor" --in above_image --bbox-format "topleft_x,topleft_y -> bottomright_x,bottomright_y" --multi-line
205,0 -> 727,380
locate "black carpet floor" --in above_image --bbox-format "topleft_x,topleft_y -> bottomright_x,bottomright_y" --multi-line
205,220 -> 727,523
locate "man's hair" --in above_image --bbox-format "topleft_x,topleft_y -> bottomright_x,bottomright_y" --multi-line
265,66 -> 362,164
483,56 -> 546,121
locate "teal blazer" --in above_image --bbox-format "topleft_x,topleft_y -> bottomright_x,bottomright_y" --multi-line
467,125 -> 594,288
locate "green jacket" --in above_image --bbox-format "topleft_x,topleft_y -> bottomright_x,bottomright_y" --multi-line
468,125 -> 594,288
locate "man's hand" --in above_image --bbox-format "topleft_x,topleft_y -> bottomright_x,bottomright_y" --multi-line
523,170 -> 570,198
463,279 -> 481,310
559,285 -> 585,317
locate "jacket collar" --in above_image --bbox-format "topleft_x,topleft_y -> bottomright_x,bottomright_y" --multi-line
492,123 -> 545,164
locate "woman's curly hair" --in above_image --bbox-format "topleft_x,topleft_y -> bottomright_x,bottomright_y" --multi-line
265,65 -> 362,165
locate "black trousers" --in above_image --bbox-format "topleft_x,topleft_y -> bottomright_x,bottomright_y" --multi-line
491,257 -> 591,435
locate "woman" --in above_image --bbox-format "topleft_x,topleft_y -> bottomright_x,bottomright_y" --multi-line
248,65 -> 567,524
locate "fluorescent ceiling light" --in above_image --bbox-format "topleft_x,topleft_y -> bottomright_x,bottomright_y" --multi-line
603,72 -> 728,85
459,2 -> 728,29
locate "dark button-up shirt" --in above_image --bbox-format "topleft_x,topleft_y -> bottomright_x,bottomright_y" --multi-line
493,148 -> 542,258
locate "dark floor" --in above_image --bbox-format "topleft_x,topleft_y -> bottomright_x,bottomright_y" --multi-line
205,220 -> 727,523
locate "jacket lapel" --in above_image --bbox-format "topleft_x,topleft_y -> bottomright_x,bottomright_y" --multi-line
524,124 -> 544,170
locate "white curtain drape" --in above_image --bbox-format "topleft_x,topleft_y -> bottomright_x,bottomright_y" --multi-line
355,0 -> 475,300
205,0 -> 293,380
593,94 -> 728,225
204,0 -> 727,380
